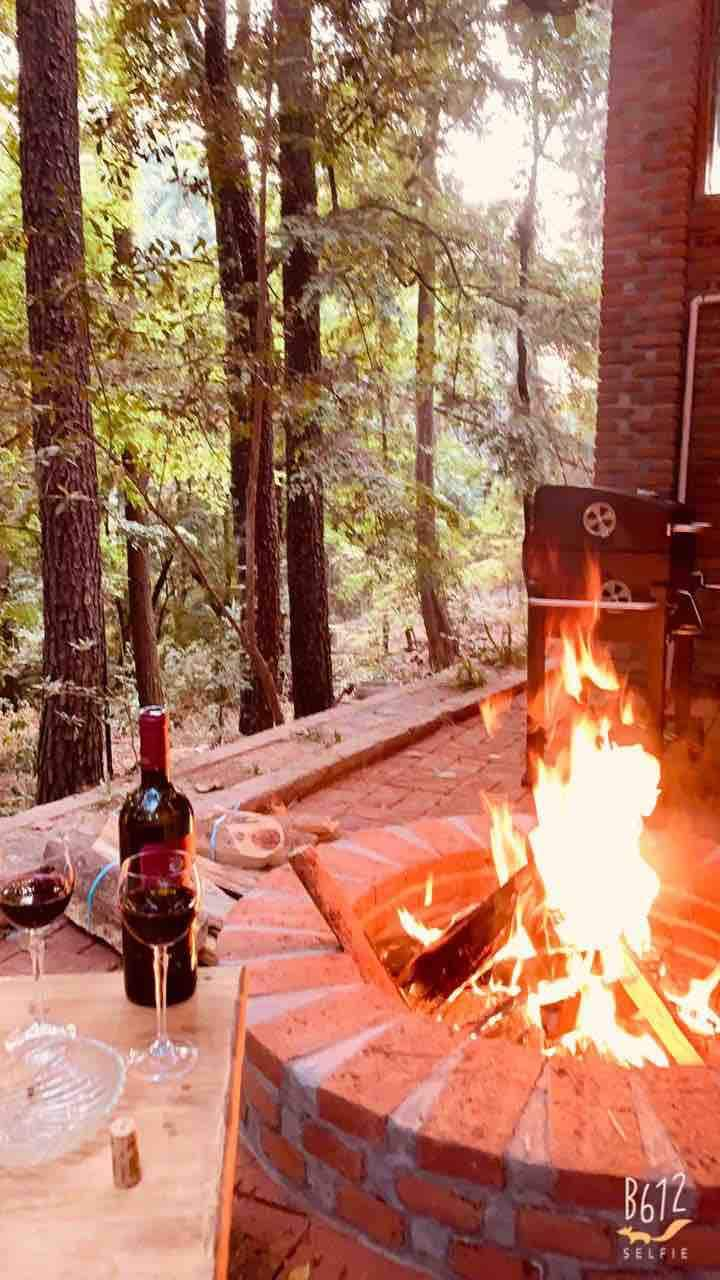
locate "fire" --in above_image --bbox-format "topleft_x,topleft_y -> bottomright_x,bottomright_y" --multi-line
396,597 -> 703,1069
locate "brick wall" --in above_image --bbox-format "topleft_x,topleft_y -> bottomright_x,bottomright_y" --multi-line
594,0 -> 720,677
595,0 -> 705,496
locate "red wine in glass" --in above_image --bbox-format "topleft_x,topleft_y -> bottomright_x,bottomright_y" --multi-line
121,884 -> 196,948
0,870 -> 74,931
118,849 -> 200,1084
1,837 -> 75,1051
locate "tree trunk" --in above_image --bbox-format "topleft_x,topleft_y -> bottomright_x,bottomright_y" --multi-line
123,448 -> 164,707
277,0 -> 334,717
415,105 -> 455,672
113,225 -> 164,709
516,59 -> 541,413
17,0 -> 107,802
203,0 -> 282,734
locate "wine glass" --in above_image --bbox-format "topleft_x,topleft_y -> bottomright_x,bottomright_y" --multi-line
0,836 -> 76,1051
118,849 -> 200,1083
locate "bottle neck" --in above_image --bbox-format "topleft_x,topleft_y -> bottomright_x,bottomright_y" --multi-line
139,709 -> 170,786
140,764 -> 169,789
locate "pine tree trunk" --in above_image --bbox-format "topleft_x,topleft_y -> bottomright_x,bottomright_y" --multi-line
113,226 -> 164,709
516,60 -> 541,413
17,0 -> 107,802
123,448 -> 163,707
277,0 -> 334,718
203,0 -> 282,734
415,105 -> 455,672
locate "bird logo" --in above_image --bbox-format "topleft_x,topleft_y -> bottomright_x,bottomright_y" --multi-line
617,1219 -> 693,1247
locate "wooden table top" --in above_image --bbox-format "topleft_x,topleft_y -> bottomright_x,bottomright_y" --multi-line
0,966 -> 247,1280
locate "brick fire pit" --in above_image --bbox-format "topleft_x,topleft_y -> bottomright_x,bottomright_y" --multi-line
219,816 -> 720,1278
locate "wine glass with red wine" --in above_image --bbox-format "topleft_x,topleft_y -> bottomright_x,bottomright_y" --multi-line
0,836 -> 76,1050
118,848 -> 200,1083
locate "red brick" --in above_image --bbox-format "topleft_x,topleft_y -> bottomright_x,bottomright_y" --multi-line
408,817 -> 486,856
449,1239 -> 527,1280
218,926 -> 334,964
242,951 -> 359,996
260,1124 -> 306,1185
303,1121 -> 365,1182
395,1173 -> 484,1232
345,825 -> 443,866
247,987 -> 393,1087
243,1066 -> 280,1129
517,1207 -> 614,1263
641,1067 -> 720,1218
417,1040 -> 541,1188
548,1058 -> 649,1210
667,1222 -> 720,1267
336,1183 -> 405,1250
317,1017 -> 458,1145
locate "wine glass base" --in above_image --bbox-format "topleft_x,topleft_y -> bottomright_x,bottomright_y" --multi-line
5,1020 -> 76,1054
127,1037 -> 197,1084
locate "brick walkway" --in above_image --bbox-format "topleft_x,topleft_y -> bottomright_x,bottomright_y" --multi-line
0,695 -> 527,1279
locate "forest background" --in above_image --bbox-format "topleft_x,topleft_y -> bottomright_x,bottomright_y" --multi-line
0,0 -> 609,811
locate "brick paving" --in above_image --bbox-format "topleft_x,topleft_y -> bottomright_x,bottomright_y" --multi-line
0,693 -> 527,1279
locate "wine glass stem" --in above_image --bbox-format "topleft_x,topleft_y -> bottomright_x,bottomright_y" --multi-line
29,930 -> 46,1024
153,943 -> 170,1049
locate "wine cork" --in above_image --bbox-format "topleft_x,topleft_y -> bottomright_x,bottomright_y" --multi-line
110,1115 -> 142,1189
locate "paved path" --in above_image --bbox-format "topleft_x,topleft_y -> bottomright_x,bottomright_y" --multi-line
0,686 -> 528,1279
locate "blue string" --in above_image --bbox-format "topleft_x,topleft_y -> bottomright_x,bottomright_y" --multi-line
86,862 -> 117,925
209,813 -> 228,860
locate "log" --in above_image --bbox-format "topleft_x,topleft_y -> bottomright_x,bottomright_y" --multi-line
399,861 -> 545,1014
619,939 -> 703,1066
289,845 -> 406,1005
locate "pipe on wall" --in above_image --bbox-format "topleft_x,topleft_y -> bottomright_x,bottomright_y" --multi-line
678,292 -> 720,502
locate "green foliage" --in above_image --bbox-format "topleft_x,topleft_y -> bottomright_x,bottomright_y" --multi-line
0,0 -> 610,797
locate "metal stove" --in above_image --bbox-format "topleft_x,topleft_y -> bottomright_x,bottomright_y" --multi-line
522,485 -> 711,776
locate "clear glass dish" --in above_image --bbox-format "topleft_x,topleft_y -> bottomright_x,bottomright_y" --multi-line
0,1034 -> 126,1167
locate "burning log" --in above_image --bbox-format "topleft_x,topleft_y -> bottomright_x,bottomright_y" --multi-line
619,940 -> 703,1066
289,845 -> 406,1006
398,861 -> 545,1015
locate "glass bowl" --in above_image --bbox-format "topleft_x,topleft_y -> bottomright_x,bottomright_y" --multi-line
0,1034 -> 126,1167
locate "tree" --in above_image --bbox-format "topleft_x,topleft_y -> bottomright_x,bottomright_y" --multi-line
277,0 -> 334,717
113,223 -> 164,707
203,0 -> 282,733
16,0 -> 108,802
415,101 -> 456,670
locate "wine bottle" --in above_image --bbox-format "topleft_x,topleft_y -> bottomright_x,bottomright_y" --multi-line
118,706 -> 197,1007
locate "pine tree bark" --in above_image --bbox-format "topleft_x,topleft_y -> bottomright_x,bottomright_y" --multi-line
203,0 -> 282,734
123,448 -> 164,707
277,0 -> 334,717
415,105 -> 456,672
113,226 -> 164,709
17,0 -> 107,802
516,61 -> 541,414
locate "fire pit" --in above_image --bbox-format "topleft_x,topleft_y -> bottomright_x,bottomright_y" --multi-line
222,815 -> 720,1277
223,621 -> 720,1276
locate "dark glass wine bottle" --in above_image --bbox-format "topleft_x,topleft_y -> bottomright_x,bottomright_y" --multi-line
118,706 -> 197,1007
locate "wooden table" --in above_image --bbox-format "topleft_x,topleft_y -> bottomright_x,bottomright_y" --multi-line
0,967 -> 247,1280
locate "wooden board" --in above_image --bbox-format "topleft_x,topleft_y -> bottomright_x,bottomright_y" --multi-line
0,967 -> 247,1280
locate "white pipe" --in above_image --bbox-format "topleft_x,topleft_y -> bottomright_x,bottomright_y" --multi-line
678,292 -> 720,502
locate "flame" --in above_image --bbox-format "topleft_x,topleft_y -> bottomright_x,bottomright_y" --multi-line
397,907 -> 442,948
397,580 -> 688,1068
487,800 -> 527,887
666,961 -> 720,1037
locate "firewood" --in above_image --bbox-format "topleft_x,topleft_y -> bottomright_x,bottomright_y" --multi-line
399,861 -> 545,1014
290,845 -> 406,1005
619,939 -> 703,1066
